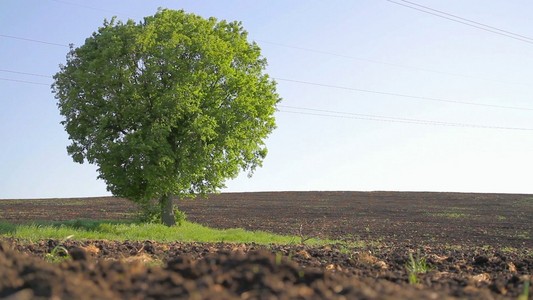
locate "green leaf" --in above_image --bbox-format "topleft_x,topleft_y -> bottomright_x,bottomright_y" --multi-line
52,9 -> 281,225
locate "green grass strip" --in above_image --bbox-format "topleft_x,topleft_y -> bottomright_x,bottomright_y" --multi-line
0,220 -> 330,245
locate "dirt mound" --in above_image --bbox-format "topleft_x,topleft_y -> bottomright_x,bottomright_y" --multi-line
2,239 -> 532,299
1,191 -> 531,299
0,241 -> 442,300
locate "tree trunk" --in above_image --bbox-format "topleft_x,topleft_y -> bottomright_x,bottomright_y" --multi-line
160,194 -> 176,227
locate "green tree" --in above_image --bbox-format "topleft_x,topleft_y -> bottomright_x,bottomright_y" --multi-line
52,9 -> 281,226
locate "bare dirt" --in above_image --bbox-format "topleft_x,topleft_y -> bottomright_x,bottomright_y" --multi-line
0,191 -> 532,299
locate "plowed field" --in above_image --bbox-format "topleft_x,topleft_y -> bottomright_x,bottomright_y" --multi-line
1,191 -> 532,299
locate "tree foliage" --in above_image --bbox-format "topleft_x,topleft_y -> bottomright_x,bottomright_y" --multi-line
52,9 -> 281,225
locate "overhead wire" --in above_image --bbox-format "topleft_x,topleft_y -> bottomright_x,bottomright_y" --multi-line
2,66 -> 531,112
395,0 -> 533,42
22,0 -> 533,87
274,78 -> 533,111
0,78 -> 50,86
4,1 -> 528,87
257,40 -> 529,87
0,34 -> 69,47
386,0 -> 533,45
280,104 -> 470,125
279,105 -> 533,131
1,3 -> 532,131
1,69 -> 531,130
0,69 -> 54,78
4,31 -> 529,88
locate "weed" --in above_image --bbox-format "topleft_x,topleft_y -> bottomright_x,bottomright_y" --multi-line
432,212 -> 468,219
518,279 -> 530,300
481,245 -> 492,251
337,240 -> 366,258
339,245 -> 352,255
0,221 -> 17,234
275,252 -> 283,265
405,250 -> 432,285
513,231 -> 530,240
296,216 -> 328,245
287,250 -> 294,261
45,245 -> 70,263
44,235 -> 74,263
514,197 -> 533,208
137,204 -> 187,226
501,247 -> 518,253
298,224 -> 313,244
1,220 -> 335,245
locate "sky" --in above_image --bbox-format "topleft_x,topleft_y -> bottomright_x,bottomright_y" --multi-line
1,0 -> 533,199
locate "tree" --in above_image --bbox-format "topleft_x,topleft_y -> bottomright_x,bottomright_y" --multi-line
52,9 -> 281,226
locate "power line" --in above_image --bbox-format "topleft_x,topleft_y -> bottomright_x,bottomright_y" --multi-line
279,105 -> 533,131
2,21 -> 528,91
280,104 -> 461,125
386,0 -> 533,45
397,0 -> 533,42
1,2 -> 530,133
274,77 -> 533,112
2,69 -> 529,130
2,67 -> 532,113
42,0 -> 533,88
2,66 -> 529,130
0,78 -> 51,86
258,40 -> 529,87
5,2 -> 529,94
17,0 -> 532,88
0,34 -> 69,47
50,0 -> 533,45
0,69 -> 54,78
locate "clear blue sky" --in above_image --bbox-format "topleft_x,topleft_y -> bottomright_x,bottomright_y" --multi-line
1,0 -> 533,198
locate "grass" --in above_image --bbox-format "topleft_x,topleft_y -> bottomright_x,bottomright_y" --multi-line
518,280 -> 530,300
431,212 -> 469,219
513,231 -> 531,240
405,251 -> 433,285
44,244 -> 71,263
0,220 -> 331,245
514,197 -> 533,208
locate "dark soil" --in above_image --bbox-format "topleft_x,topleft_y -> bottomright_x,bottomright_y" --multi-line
0,191 -> 532,299
1,192 -> 531,247
2,238 -> 532,299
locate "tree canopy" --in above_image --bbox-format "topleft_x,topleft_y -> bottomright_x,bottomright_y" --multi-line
52,9 -> 281,225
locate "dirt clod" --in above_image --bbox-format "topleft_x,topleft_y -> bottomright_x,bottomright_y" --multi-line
0,191 -> 532,299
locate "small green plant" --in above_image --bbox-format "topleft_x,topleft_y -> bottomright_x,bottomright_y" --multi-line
518,280 -> 530,300
275,252 -> 283,265
514,231 -> 531,240
45,245 -> 70,263
481,245 -> 492,251
405,250 -> 432,285
44,235 -> 74,263
501,246 -> 518,253
297,224 -> 313,244
296,216 -> 328,245
137,205 -> 187,226
432,212 -> 468,219
339,245 -> 352,255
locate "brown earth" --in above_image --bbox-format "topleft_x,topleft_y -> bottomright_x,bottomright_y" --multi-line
0,191 -> 532,299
